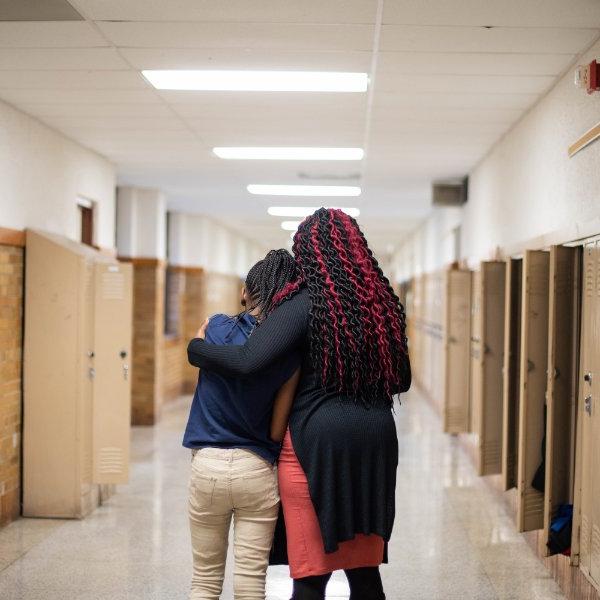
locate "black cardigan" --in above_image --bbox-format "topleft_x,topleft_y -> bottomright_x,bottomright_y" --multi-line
188,289 -> 411,554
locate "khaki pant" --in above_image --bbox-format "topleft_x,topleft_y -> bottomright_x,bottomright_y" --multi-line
188,447 -> 280,600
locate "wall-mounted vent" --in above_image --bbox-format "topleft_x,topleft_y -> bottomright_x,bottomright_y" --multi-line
0,0 -> 84,21
432,177 -> 469,207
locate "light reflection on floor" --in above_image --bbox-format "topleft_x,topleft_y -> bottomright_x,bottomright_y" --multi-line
0,390 -> 565,599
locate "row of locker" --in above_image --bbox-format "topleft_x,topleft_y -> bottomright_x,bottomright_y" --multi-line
402,241 -> 600,592
23,230 -> 133,518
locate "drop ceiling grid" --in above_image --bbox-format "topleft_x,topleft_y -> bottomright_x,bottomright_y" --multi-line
0,2 -> 598,250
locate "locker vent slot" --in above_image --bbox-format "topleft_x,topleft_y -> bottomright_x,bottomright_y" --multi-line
523,488 -> 544,518
97,447 -> 125,474
482,440 -> 501,470
582,514 -> 591,557
592,525 -> 600,576
101,271 -> 125,301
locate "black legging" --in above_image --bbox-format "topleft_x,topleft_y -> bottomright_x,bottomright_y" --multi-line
291,567 -> 385,600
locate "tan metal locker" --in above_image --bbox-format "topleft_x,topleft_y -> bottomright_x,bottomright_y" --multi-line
471,262 -> 506,476
517,250 -> 550,532
23,230 -> 97,518
23,230 -> 133,518
443,269 -> 472,433
544,246 -> 580,556
502,258 -> 522,490
92,261 -> 133,485
577,240 -> 600,589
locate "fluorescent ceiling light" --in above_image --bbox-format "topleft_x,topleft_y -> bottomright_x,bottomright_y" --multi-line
248,185 -> 361,197
142,70 -> 368,92
268,206 -> 361,218
213,147 -> 364,160
281,221 -> 302,231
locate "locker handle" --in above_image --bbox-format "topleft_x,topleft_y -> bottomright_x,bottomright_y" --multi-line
584,395 -> 592,416
584,372 -> 592,384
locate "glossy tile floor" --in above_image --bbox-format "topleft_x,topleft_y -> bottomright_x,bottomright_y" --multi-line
0,389 -> 566,599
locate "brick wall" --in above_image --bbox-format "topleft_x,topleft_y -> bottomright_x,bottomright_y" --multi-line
0,242 -> 24,526
130,259 -> 165,425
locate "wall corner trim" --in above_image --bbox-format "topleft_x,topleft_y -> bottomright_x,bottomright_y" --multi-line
0,227 -> 25,247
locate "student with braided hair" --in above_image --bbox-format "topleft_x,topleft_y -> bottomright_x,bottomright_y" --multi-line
189,208 -> 411,600
184,249 -> 301,600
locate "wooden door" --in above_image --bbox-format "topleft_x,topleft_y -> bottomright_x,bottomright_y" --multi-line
517,250 -> 550,532
502,258 -> 523,490
443,269 -> 472,433
475,262 -> 506,476
578,240 -> 600,586
544,246 -> 580,555
92,261 -> 133,485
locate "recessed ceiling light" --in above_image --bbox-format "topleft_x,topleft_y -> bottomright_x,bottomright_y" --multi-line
213,147 -> 364,160
142,70 -> 368,92
248,185 -> 361,197
281,221 -> 302,231
267,206 -> 361,217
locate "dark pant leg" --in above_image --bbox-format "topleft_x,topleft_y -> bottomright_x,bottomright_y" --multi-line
291,573 -> 332,600
345,566 -> 386,600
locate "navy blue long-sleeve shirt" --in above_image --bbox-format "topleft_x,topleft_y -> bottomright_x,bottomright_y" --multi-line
183,312 -> 299,463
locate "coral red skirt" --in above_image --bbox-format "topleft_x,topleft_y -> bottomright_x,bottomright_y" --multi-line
278,430 -> 385,579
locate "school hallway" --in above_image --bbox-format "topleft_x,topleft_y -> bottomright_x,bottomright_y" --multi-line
0,388 -> 564,600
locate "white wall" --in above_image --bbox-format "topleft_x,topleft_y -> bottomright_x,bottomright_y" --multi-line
168,212 -> 268,276
116,187 -> 166,259
393,37 -> 600,280
463,38 -> 600,263
0,99 -> 116,248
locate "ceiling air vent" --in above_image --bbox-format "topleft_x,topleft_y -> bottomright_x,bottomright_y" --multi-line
432,178 -> 469,207
0,0 -> 84,21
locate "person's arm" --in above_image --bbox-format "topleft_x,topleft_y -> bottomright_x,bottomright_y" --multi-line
187,290 -> 309,378
270,368 -> 301,443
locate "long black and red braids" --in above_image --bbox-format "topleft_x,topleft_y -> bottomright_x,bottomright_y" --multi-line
272,207 -> 409,407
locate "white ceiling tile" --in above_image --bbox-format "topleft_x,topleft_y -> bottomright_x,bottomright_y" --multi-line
371,106 -> 522,124
16,103 -> 174,117
383,0 -> 600,28
37,115 -> 188,131
374,90 -> 538,110
380,25 -> 599,54
0,48 -> 130,70
0,71 -> 148,89
377,52 -> 575,76
71,0 -> 378,23
0,88 -> 161,104
0,22 -> 108,48
120,48 -> 372,72
97,21 -> 374,52
376,73 -> 555,94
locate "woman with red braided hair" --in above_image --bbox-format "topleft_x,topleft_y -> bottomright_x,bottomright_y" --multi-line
188,208 -> 411,600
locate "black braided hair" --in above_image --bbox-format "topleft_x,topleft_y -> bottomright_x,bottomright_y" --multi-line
244,249 -> 298,321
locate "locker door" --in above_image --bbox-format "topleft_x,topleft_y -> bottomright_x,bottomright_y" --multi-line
502,259 -> 522,490
443,269 -> 472,433
581,240 -> 600,585
517,250 -> 550,532
92,262 -> 133,485
477,262 -> 506,476
544,246 -> 580,555
470,270 -> 483,438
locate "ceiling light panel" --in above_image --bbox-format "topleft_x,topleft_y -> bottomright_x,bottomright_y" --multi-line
268,206 -> 360,217
142,70 -> 368,92
248,185 -> 361,197
213,147 -> 364,160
